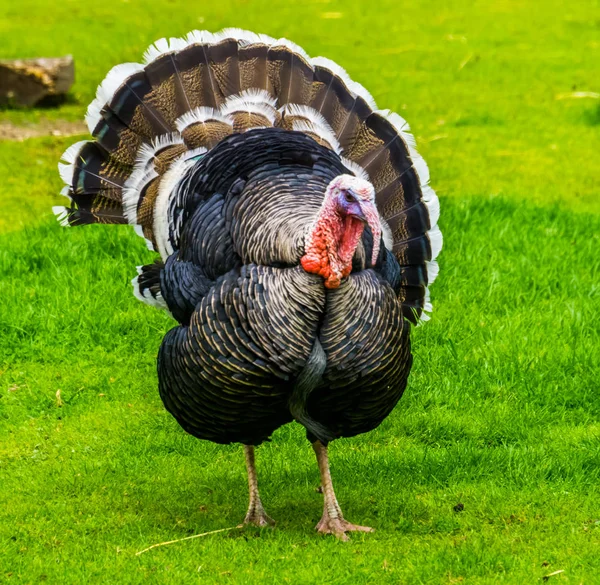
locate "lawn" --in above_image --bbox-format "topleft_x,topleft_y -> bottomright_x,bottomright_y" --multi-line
1,0 -> 599,583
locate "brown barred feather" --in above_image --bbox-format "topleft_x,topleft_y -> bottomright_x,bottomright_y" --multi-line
230,111 -> 273,133
238,43 -> 270,92
180,120 -> 233,150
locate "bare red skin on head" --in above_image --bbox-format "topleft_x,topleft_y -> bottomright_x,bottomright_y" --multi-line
301,194 -> 380,289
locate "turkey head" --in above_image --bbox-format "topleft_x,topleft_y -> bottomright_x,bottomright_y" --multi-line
301,174 -> 381,289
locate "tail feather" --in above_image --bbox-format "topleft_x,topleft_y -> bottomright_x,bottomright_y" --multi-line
132,262 -> 168,309
176,107 -> 234,149
206,38 -> 242,99
175,42 -> 221,109
222,90 -> 279,132
268,40 -> 313,106
57,28 -> 441,321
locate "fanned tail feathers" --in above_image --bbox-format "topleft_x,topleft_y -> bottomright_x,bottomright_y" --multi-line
57,27 -> 441,321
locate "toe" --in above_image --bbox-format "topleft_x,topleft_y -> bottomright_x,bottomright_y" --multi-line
244,512 -> 276,527
343,522 -> 374,533
316,517 -> 373,540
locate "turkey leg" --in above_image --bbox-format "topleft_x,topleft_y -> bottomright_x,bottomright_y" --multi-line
243,445 -> 275,527
312,440 -> 374,540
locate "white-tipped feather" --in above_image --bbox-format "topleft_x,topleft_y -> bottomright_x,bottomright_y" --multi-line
421,184 -> 436,202
175,107 -> 233,132
340,157 -> 370,181
282,104 -> 330,131
411,153 -> 430,186
57,163 -> 74,186
60,140 -> 89,165
376,110 -> 433,198
168,36 -> 189,52
57,140 -> 89,187
131,273 -> 169,309
312,56 -> 377,112
292,120 -> 341,154
132,227 -> 153,252
59,186 -> 72,200
418,311 -> 431,323
85,63 -> 144,132
423,289 -> 433,313
281,104 -> 341,153
143,36 -> 188,64
154,155 -> 197,259
222,94 -> 278,124
425,260 -> 439,285
235,88 -> 277,107
223,101 -> 277,124
124,132 -> 186,226
376,110 -> 416,148
143,38 -> 169,63
214,28 -> 276,46
184,30 -> 218,47
122,167 -> 158,225
413,288 -> 433,324
131,274 -> 146,303
348,80 -> 377,110
151,132 -> 185,153
380,218 -> 393,251
135,143 -> 158,170
371,107 -> 442,319
271,38 -> 311,64
136,133 -> 185,170
85,97 -> 104,133
52,206 -> 70,227
214,28 -> 260,45
311,56 -> 354,91
427,225 -> 443,260
425,192 -> 440,226
95,63 -> 144,105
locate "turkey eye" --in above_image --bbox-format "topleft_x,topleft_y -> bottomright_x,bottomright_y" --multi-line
344,191 -> 355,203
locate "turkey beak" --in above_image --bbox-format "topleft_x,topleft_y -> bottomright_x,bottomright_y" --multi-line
360,201 -> 382,266
346,201 -> 366,222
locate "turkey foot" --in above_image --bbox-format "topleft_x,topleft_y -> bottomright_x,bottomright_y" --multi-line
243,445 -> 275,527
244,502 -> 275,527
312,441 -> 374,541
315,512 -> 373,541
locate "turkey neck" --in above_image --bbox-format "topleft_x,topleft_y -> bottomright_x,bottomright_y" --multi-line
301,200 -> 365,289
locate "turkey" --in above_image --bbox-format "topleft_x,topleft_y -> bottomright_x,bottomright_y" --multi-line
54,28 -> 442,540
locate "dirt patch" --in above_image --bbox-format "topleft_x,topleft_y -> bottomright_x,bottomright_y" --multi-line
0,119 -> 87,141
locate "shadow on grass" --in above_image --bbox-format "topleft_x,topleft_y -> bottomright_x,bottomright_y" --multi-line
0,92 -> 78,111
583,102 -> 600,126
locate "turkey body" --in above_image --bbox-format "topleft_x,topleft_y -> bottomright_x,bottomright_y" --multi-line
157,128 -> 412,446
55,28 -> 442,537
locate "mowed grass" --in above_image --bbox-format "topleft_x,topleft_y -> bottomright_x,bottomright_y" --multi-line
1,0 -> 599,583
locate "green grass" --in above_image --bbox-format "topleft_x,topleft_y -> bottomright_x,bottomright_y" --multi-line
1,0 -> 599,583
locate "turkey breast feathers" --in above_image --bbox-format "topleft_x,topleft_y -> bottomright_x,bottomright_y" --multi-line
157,129 -> 411,445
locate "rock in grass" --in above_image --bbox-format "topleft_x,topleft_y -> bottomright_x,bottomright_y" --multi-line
0,56 -> 74,107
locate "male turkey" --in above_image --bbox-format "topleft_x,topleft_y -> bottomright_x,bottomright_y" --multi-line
55,29 -> 442,540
